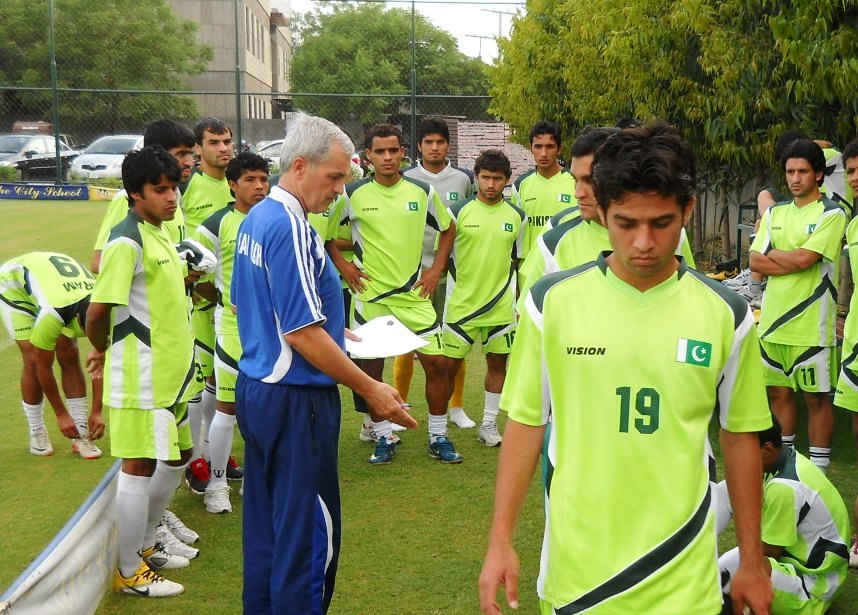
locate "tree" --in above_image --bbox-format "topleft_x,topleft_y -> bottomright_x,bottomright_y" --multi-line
0,0 -> 213,137
290,3 -> 491,128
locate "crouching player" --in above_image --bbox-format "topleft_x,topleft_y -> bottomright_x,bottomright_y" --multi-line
716,418 -> 849,615
87,147 -> 198,597
195,152 -> 269,513
442,150 -> 524,449
0,252 -> 104,458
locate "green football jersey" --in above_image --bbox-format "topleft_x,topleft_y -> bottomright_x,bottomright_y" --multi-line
321,207 -> 355,291
196,205 -> 244,336
543,205 -> 580,234
332,176 -> 452,306
751,196 -> 846,346
181,168 -> 233,238
517,218 -> 696,309
836,216 -> 858,405
762,448 -> 849,600
503,255 -> 771,613
92,211 -> 195,409
94,189 -> 186,250
511,168 -> 576,259
444,196 -> 525,326
0,252 -> 93,349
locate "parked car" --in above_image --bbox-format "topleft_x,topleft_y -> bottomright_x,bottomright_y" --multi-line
0,133 -> 79,181
69,134 -> 143,181
257,139 -> 283,159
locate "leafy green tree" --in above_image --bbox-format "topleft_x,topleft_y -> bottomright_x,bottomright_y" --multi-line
0,0 -> 213,136
291,3 -> 491,127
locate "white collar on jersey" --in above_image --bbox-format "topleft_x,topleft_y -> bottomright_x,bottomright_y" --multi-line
269,185 -> 306,219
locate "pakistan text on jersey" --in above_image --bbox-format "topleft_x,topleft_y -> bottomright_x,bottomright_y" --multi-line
567,346 -> 606,356
529,216 -> 552,227
63,281 -> 95,292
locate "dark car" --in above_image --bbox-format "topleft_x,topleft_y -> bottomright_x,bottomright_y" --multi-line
0,134 -> 79,181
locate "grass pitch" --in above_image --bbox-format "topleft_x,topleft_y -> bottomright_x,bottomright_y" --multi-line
0,200 -> 856,614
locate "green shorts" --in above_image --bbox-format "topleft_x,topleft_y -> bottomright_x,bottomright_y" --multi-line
442,321 -> 516,359
192,302 -> 216,378
759,341 -> 836,392
0,298 -> 36,340
352,297 -> 444,357
215,333 -> 242,403
109,402 -> 191,460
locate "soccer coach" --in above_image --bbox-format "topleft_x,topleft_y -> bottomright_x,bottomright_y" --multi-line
231,114 -> 417,615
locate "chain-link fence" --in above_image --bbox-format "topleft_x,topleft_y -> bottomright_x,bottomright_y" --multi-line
0,0 -> 529,187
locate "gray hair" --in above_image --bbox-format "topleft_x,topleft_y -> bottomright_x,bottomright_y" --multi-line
279,114 -> 354,171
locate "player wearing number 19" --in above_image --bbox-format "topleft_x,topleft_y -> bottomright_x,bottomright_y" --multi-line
479,122 -> 773,615
0,252 -> 104,459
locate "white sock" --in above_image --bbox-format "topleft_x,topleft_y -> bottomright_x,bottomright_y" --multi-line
809,447 -> 831,473
143,462 -> 186,549
362,414 -> 373,429
201,383 -> 217,459
428,413 -> 447,442
372,419 -> 393,441
208,411 -> 236,487
187,394 -> 204,459
67,397 -> 88,438
117,471 -> 150,577
781,434 -> 795,449
22,400 -> 45,432
748,279 -> 763,296
482,391 -> 501,426
449,407 -> 476,429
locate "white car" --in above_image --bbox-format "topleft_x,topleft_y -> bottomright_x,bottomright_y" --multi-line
69,134 -> 143,180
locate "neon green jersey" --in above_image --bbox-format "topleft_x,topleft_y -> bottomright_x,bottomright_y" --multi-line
0,252 -> 93,349
180,168 -> 233,238
92,211 -> 196,409
542,205 -> 579,234
751,196 -> 846,346
762,448 -> 849,599
332,176 -> 451,306
94,189 -> 186,251
445,196 -> 525,326
518,218 -> 696,309
320,207 -> 355,291
511,168 -> 576,258
196,205 -> 244,336
503,255 -> 771,613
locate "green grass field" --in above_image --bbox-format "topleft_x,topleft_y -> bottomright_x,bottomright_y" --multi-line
1,200 -> 858,614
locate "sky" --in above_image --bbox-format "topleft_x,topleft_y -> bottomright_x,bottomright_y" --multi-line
278,0 -> 522,62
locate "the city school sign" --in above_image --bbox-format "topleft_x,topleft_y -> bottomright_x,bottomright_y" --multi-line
0,183 -> 89,200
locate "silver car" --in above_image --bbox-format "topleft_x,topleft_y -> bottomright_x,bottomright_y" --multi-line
69,134 -> 143,180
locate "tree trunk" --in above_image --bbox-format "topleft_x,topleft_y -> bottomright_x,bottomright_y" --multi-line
719,186 -> 731,260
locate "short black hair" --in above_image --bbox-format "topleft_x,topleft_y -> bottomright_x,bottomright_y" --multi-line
529,121 -> 562,147
780,138 -> 826,186
843,138 -> 858,165
193,117 -> 232,144
570,127 -> 619,158
144,120 -> 194,151
473,149 -> 511,179
592,121 -> 696,210
122,146 -> 181,206
226,152 -> 270,184
757,416 -> 782,448
615,117 -> 642,129
364,123 -> 403,150
774,129 -> 809,162
417,117 -> 450,143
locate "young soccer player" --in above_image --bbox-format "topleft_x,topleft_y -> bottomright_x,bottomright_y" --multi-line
517,126 -> 695,303
195,152 -> 269,514
479,122 -> 773,615
183,117 -> 242,495
86,147 -> 198,598
0,252 -> 103,458
750,139 -> 847,473
326,123 -> 458,465
397,118 -> 476,430
511,121 -> 576,260
442,150 -> 524,448
715,418 -> 850,615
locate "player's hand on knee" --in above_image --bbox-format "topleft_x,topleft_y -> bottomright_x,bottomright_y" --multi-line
479,543 -> 520,614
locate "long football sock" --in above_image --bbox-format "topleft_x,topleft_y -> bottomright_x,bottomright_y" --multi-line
117,472 -> 150,577
208,411 -> 236,487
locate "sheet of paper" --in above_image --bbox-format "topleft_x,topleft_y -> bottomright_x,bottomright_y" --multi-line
345,315 -> 428,359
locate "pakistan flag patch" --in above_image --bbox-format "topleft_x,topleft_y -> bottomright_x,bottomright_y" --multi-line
502,222 -> 514,232
676,338 -> 712,367
406,201 -> 419,211
805,223 -> 816,234
447,191 -> 459,201
558,193 -> 572,203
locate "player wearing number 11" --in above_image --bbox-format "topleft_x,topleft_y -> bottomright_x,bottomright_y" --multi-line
479,122 -> 774,615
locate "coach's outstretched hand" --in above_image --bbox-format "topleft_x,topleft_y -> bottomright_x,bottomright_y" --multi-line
363,380 -> 418,430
